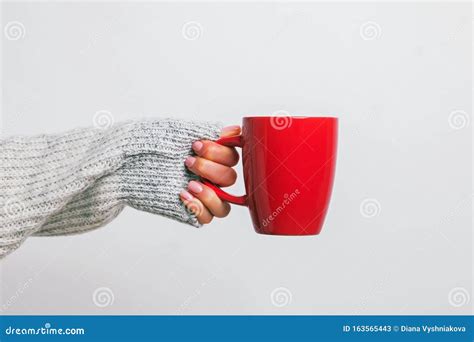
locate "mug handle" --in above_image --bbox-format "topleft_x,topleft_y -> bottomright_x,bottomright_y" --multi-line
201,135 -> 248,206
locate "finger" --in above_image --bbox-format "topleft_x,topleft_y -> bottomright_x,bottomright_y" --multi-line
192,140 -> 239,167
220,125 -> 241,138
180,190 -> 213,224
185,156 -> 237,187
187,181 -> 231,218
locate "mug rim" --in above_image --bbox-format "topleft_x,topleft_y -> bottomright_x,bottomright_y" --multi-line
243,116 -> 337,119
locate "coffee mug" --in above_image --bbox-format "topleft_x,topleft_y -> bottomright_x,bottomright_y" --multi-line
203,116 -> 338,235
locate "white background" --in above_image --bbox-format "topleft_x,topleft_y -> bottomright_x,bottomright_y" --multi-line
1,1 -> 472,315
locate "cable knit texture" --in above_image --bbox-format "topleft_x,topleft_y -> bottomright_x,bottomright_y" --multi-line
0,118 -> 222,258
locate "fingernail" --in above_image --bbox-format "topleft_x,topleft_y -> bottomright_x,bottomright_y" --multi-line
188,180 -> 203,194
192,141 -> 203,152
221,125 -> 240,135
185,156 -> 196,168
180,190 -> 193,201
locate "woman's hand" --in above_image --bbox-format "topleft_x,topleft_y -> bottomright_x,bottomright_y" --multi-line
180,125 -> 241,224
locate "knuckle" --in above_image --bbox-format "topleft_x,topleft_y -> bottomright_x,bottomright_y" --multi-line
192,157 -> 205,173
222,168 -> 237,186
199,190 -> 215,205
202,142 -> 218,158
230,150 -> 240,166
200,215 -> 213,224
215,204 -> 231,218
198,158 -> 213,176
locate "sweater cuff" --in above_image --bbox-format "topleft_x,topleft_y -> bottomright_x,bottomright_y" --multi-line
124,118 -> 223,157
117,118 -> 223,227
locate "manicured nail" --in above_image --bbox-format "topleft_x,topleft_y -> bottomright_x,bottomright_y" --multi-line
185,156 -> 196,168
221,125 -> 240,135
192,141 -> 203,152
180,190 -> 193,201
188,180 -> 203,194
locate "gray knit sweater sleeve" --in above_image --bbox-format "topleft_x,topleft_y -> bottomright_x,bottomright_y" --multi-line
0,118 -> 222,258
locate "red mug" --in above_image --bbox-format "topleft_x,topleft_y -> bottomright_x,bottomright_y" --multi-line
203,116 -> 338,235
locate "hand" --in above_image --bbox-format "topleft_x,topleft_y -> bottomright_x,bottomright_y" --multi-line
180,125 -> 241,224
